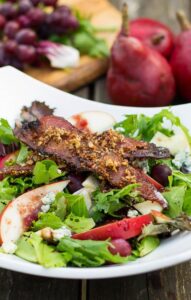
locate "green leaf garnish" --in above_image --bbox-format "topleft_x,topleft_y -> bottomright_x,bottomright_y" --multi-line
32,160 -> 65,184
16,143 -> 29,164
64,213 -> 95,233
63,193 -> 89,217
32,212 -> 64,231
114,109 -> 191,146
135,236 -> 160,257
91,183 -> 140,222
0,118 -> 18,145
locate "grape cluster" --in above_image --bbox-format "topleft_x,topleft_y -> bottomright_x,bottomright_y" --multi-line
0,0 -> 79,68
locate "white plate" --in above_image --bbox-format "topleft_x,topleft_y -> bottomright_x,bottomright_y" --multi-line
0,66 -> 191,279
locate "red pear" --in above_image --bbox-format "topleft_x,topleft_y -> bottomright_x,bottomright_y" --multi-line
107,4 -> 175,107
130,18 -> 174,58
170,11 -> 191,102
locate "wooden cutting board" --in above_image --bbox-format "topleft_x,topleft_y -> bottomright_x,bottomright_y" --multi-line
26,0 -> 121,91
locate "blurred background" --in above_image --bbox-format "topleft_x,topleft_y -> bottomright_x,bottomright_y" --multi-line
111,0 -> 191,30
0,0 -> 190,105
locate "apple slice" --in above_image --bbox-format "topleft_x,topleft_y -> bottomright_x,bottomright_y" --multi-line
68,111 -> 116,133
151,210 -> 172,224
134,201 -> 163,215
0,180 -> 69,245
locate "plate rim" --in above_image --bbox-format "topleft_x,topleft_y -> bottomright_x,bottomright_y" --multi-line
0,66 -> 191,279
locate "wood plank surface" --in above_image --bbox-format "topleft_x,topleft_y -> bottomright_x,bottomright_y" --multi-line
0,269 -> 81,300
88,275 -> 148,300
147,262 -> 191,300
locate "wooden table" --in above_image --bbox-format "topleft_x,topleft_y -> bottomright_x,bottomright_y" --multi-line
1,0 -> 191,299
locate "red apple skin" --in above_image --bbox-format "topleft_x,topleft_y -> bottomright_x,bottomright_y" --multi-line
170,31 -> 191,102
145,174 -> 163,191
107,36 -> 175,107
130,18 -> 174,58
72,214 -> 153,240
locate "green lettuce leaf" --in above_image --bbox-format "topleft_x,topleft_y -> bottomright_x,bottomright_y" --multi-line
163,185 -> 186,218
0,176 -> 33,212
32,160 -> 65,184
62,193 -> 89,217
172,170 -> 191,188
135,236 -> 160,257
57,237 -> 134,267
16,233 -> 68,268
0,118 -> 18,145
183,189 -> 191,216
114,109 -> 191,145
91,183 -> 140,222
16,234 -> 134,268
16,234 -> 38,263
64,213 -> 95,233
32,211 -> 95,234
50,192 -> 67,221
32,212 -> 64,231
16,143 -> 29,164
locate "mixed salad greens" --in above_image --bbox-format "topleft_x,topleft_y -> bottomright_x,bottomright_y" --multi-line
0,107 -> 191,268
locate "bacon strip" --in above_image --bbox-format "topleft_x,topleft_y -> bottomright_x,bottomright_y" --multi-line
96,130 -> 170,159
15,101 -> 54,128
14,115 -> 167,207
16,101 -> 170,160
0,164 -> 33,177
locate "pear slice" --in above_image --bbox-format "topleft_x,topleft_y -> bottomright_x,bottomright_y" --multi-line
0,180 -> 69,245
68,111 -> 115,133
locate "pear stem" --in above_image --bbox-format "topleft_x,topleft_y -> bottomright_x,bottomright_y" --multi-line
152,34 -> 165,45
176,10 -> 191,31
122,3 -> 129,36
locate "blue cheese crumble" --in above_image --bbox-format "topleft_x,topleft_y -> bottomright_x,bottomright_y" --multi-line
41,192 -> 56,213
172,149 -> 191,172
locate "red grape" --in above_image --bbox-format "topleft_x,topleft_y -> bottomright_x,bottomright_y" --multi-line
4,40 -> 17,54
62,15 -> 79,29
67,173 -> 86,193
47,9 -> 79,35
27,8 -> 45,26
109,239 -> 132,257
31,0 -> 41,6
46,11 -> 61,26
10,57 -> 23,69
0,1 -> 80,70
0,3 -> 17,19
18,0 -> 32,14
56,5 -> 71,14
4,21 -> 20,38
0,15 -> 6,30
0,44 -> 11,66
37,23 -> 51,39
42,0 -> 58,7
151,164 -> 172,186
17,15 -> 31,27
16,44 -> 37,63
15,29 -> 37,45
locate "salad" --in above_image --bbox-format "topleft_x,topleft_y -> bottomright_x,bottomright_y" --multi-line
0,101 -> 191,268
